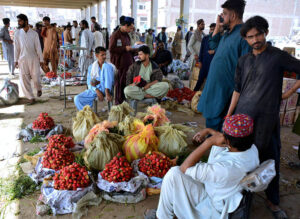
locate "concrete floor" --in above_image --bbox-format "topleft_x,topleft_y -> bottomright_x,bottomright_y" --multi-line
0,62 -> 300,219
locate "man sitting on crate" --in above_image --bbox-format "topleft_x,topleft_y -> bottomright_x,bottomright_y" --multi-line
124,45 -> 169,101
144,114 -> 260,219
74,46 -> 114,110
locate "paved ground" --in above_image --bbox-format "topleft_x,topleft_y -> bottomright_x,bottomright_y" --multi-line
0,61 -> 300,219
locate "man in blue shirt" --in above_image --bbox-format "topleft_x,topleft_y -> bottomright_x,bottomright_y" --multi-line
197,0 -> 251,131
74,46 -> 114,110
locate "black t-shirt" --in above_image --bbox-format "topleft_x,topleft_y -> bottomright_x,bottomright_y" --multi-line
152,49 -> 172,65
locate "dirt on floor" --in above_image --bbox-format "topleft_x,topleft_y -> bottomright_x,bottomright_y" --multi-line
0,65 -> 300,219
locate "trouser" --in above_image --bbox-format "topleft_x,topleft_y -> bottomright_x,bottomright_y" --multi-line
74,89 -> 98,111
124,82 -> 169,101
42,57 -> 58,73
194,66 -> 209,91
206,117 -> 224,132
19,58 -> 41,100
115,67 -> 128,105
3,45 -> 14,74
157,167 -> 209,219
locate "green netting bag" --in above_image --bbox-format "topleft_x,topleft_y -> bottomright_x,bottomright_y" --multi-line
84,132 -> 124,171
154,123 -> 194,157
108,102 -> 134,123
72,105 -> 102,142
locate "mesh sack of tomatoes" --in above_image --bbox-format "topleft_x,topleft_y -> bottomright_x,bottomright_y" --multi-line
84,131 -> 123,171
97,153 -> 148,193
167,87 -> 196,103
48,134 -> 75,149
84,120 -> 118,147
32,112 -> 55,136
60,72 -> 72,79
143,104 -> 170,127
122,124 -> 159,162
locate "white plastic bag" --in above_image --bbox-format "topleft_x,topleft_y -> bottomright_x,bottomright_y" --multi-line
240,159 -> 276,192
0,78 -> 19,105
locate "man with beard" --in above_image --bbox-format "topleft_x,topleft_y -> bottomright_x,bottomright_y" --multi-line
0,18 -> 14,76
226,16 -> 300,219
41,16 -> 59,74
151,41 -> 172,76
197,0 -> 251,131
156,27 -> 168,49
79,20 -> 94,79
14,14 -> 43,103
124,45 -> 169,101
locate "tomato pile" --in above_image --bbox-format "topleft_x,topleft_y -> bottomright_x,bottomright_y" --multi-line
138,152 -> 172,178
48,134 -> 75,149
42,147 -> 75,170
167,87 -> 196,102
53,163 -> 90,190
32,113 -> 55,130
100,153 -> 133,182
60,72 -> 72,79
45,71 -> 57,79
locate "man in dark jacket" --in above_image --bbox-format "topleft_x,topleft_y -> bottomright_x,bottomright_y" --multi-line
151,41 -> 172,76
124,45 -> 169,100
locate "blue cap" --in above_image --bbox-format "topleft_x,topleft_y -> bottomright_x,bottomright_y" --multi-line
125,16 -> 134,24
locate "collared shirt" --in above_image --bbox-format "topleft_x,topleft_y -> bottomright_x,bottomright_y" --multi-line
0,27 -> 12,47
139,62 -> 152,82
198,24 -> 251,118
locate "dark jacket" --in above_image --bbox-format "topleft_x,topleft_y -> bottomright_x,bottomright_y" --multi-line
126,60 -> 163,86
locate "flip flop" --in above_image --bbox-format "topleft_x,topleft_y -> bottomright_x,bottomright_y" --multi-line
144,209 -> 157,219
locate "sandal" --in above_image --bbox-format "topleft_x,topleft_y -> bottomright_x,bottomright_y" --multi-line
266,205 -> 288,219
144,209 -> 157,219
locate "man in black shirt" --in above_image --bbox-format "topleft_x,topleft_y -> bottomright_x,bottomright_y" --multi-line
227,16 -> 300,219
151,41 -> 172,76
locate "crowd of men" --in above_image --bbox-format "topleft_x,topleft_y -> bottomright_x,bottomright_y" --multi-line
1,0 -> 300,218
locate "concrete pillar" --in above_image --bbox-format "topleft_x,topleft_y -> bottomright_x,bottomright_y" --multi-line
86,5 -> 91,27
106,0 -> 111,33
180,0 -> 190,34
91,4 -> 96,18
98,1 -> 103,26
131,0 -> 137,22
81,8 -> 85,20
117,0 -> 122,22
151,0 -> 158,31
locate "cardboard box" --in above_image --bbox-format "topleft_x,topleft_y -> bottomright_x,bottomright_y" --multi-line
282,109 -> 296,126
286,93 -> 298,111
282,78 -> 297,93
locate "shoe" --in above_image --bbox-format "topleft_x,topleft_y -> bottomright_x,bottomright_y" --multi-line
37,90 -> 42,97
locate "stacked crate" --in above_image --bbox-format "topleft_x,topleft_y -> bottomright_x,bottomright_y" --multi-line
281,78 -> 299,126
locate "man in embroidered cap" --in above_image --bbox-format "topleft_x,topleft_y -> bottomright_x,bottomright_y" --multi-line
144,114 -> 260,219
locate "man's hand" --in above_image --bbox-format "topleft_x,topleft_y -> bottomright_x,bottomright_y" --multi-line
8,39 -> 13,44
282,90 -> 294,100
126,46 -> 132,52
216,14 -> 224,27
143,83 -> 151,91
106,92 -> 112,102
208,133 -> 226,146
96,89 -> 104,101
193,130 -> 209,143
130,82 -> 137,86
14,62 -> 18,69
91,80 -> 100,87
208,50 -> 215,55
40,62 -> 44,67
194,54 -> 199,60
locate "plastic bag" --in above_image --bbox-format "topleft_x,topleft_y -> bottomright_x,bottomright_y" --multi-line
240,159 -> 276,192
118,115 -> 145,136
84,120 -> 118,147
84,132 -> 123,171
143,104 -> 170,127
102,186 -> 147,204
108,102 -> 134,123
191,91 -> 202,113
0,78 -> 19,105
154,123 -> 194,157
123,124 -> 159,162
72,105 -> 102,142
96,172 -> 148,193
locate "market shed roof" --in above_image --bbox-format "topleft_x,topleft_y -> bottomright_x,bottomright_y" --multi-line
0,0 -> 98,9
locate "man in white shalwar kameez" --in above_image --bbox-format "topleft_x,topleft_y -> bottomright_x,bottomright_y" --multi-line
74,46 -> 114,110
0,18 -> 14,76
14,14 -> 43,104
144,114 -> 260,219
79,20 -> 94,79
